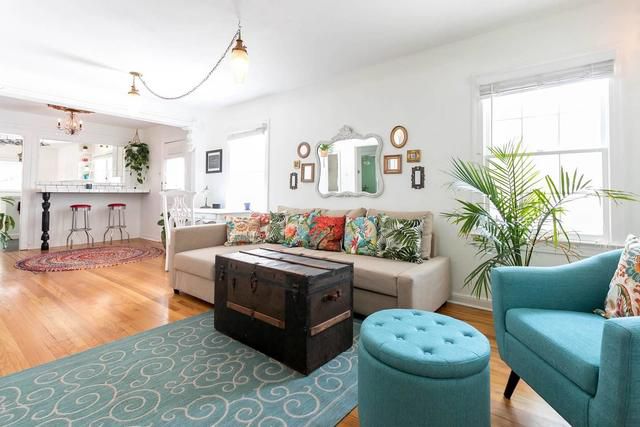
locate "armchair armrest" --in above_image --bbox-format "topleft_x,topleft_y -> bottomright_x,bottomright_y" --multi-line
167,224 -> 227,273
590,317 -> 640,427
491,249 -> 621,355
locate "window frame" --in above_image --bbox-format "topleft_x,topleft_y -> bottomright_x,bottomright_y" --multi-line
471,56 -> 616,246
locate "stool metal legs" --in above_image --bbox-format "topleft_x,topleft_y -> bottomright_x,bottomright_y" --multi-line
103,207 -> 130,244
66,208 -> 95,249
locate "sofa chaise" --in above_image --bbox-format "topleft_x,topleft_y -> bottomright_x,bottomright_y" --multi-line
168,207 -> 451,315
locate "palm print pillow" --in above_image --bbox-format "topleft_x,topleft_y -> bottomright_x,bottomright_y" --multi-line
604,234 -> 640,318
376,214 -> 423,263
308,215 -> 345,252
282,211 -> 319,247
265,212 -> 286,244
344,216 -> 378,255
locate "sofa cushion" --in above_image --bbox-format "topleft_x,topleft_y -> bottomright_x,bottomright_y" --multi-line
376,214 -> 423,264
308,215 -> 345,252
174,244 -> 266,280
277,206 -> 365,218
367,209 -> 433,259
344,216 -> 378,256
505,308 -> 604,395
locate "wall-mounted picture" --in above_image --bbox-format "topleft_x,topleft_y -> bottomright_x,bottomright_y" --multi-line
390,125 -> 408,148
383,155 -> 402,174
407,149 -> 421,163
411,166 -> 425,189
300,163 -> 316,182
205,149 -> 222,174
289,172 -> 298,189
293,160 -> 301,169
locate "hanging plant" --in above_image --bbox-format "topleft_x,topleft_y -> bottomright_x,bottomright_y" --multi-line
124,130 -> 150,184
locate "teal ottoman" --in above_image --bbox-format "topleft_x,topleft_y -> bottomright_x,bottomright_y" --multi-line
358,309 -> 491,427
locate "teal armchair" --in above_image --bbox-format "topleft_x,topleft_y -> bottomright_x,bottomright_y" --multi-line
491,250 -> 640,427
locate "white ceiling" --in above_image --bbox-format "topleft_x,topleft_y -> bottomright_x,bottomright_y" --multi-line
0,96 -> 158,129
0,0 -> 596,111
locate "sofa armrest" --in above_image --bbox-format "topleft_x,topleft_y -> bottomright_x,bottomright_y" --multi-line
167,223 -> 227,274
590,317 -> 640,427
491,249 -> 621,356
397,256 -> 451,312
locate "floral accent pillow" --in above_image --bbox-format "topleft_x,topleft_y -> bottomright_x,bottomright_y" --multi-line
265,212 -> 286,244
282,211 -> 319,247
376,214 -> 423,264
604,234 -> 640,318
344,216 -> 378,255
308,215 -> 346,252
250,212 -> 270,242
224,216 -> 262,246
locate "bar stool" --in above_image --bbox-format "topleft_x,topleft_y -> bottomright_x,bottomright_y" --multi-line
66,204 -> 95,248
104,203 -> 130,244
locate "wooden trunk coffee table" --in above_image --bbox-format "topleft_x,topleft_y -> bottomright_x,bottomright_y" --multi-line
214,248 -> 354,374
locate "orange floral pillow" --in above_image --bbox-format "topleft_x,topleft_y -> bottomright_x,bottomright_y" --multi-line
224,216 -> 261,246
604,234 -> 640,318
250,212 -> 270,242
308,215 -> 346,252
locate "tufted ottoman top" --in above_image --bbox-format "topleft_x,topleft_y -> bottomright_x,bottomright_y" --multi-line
361,309 -> 490,379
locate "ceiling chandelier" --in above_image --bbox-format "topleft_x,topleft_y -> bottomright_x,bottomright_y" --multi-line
48,104 -> 93,135
127,21 -> 249,101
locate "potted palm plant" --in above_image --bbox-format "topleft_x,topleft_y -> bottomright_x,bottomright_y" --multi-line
443,142 -> 635,298
0,196 -> 16,249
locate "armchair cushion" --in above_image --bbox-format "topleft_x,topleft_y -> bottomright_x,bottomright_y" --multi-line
506,308 -> 604,395
604,234 -> 640,317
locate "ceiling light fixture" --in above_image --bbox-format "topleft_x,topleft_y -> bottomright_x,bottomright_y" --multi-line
127,21 -> 248,101
48,104 -> 93,136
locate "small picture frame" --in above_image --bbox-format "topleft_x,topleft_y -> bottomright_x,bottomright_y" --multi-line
293,160 -> 301,169
300,163 -> 316,182
289,172 -> 298,189
407,149 -> 421,163
206,149 -> 222,174
383,155 -> 402,174
411,166 -> 425,189
297,142 -> 311,159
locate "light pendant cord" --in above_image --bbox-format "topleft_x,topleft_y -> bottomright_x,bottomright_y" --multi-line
136,23 -> 242,100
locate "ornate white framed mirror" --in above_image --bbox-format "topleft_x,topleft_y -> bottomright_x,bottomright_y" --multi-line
315,125 -> 384,198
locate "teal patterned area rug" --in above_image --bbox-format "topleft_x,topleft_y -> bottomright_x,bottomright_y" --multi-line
0,312 -> 359,426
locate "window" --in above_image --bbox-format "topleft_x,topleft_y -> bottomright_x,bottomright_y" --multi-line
0,133 -> 23,192
164,156 -> 186,190
226,125 -> 268,211
480,60 -> 613,240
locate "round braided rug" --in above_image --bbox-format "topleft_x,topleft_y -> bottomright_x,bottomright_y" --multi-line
15,246 -> 164,272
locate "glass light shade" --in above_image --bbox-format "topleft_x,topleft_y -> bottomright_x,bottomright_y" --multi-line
230,46 -> 249,84
127,91 -> 141,115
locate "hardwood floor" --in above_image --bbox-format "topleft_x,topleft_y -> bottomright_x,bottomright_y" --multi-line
0,239 -> 568,426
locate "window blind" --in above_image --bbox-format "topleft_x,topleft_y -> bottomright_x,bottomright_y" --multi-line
479,59 -> 614,98
227,123 -> 268,141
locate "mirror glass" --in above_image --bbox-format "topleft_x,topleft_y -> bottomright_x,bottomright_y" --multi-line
317,126 -> 383,198
38,140 -> 125,183
390,126 -> 408,148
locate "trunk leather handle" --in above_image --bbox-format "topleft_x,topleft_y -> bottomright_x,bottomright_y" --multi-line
323,289 -> 342,302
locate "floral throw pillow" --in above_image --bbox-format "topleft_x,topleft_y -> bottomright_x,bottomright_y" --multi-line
224,216 -> 262,246
604,234 -> 640,318
283,211 -> 319,247
344,216 -> 378,255
250,212 -> 270,242
265,212 -> 286,244
308,215 -> 346,252
376,214 -> 423,264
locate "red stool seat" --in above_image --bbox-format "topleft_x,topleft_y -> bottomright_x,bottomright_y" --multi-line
108,203 -> 126,208
70,204 -> 91,209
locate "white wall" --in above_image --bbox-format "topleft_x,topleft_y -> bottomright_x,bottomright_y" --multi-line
190,0 -> 640,308
0,108 -> 181,249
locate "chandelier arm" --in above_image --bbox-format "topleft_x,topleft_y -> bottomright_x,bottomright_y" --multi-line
137,27 -> 241,100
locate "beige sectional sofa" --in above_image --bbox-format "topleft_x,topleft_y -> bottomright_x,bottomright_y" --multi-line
168,207 -> 451,315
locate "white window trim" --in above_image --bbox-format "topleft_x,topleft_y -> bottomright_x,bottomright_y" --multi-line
470,52 -> 618,247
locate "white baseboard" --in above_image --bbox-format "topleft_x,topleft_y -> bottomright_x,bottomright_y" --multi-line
448,292 -> 493,311
140,234 -> 161,243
